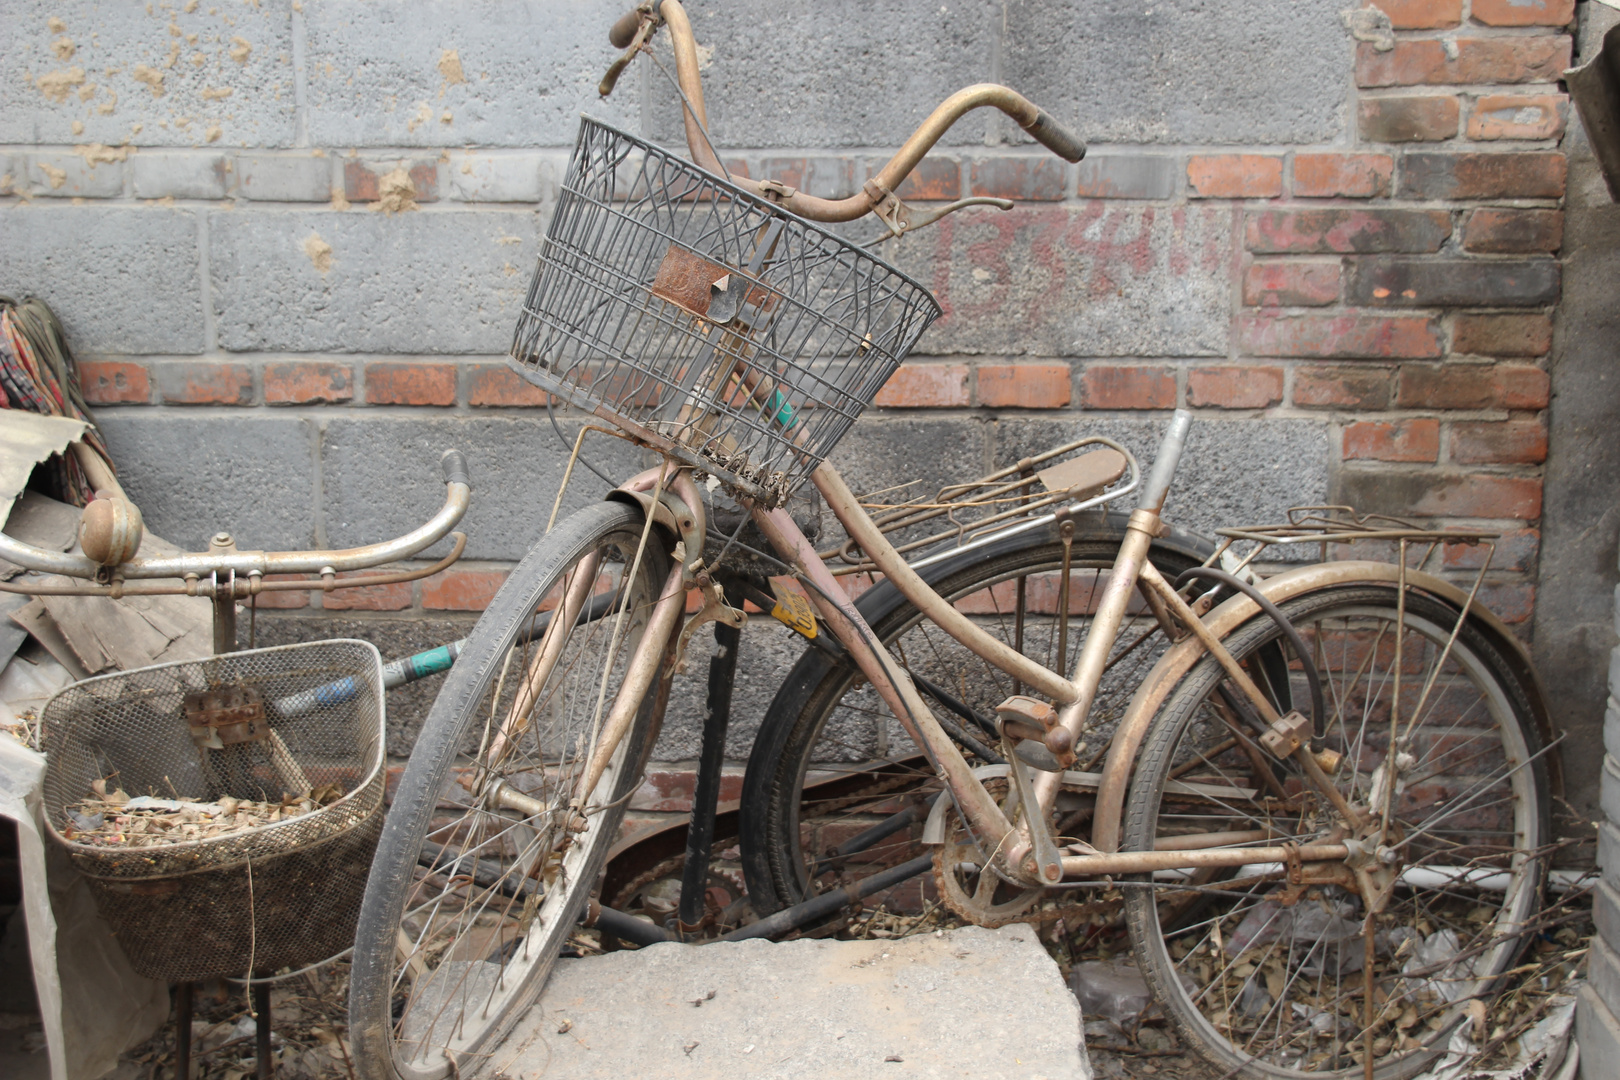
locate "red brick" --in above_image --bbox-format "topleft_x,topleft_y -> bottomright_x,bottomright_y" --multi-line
1467,93 -> 1567,141
1343,418 -> 1440,462
977,364 -> 1071,408
1462,208 -> 1563,254
1079,366 -> 1176,410
365,363 -> 457,406
264,362 -> 353,405
1245,209 -> 1451,254
1442,528 -> 1538,571
1187,155 -> 1283,198
321,576 -> 413,611
249,573 -> 312,610
1358,96 -> 1460,142
156,361 -> 253,405
1293,366 -> 1393,409
1373,0 -> 1462,29
79,361 -> 150,404
1238,314 -> 1442,359
968,157 -> 1066,201
1186,366 -> 1283,409
1470,0 -> 1574,27
1356,38 -> 1572,87
1449,420 -> 1547,464
1396,364 -> 1549,409
1348,257 -> 1560,308
1399,152 -> 1566,199
422,569 -> 507,611
1412,475 -> 1543,518
467,365 -> 552,407
872,363 -> 969,408
1243,262 -> 1341,307
893,157 -> 961,201
1477,582 -> 1535,624
1452,313 -> 1551,357
344,159 -> 438,202
1292,153 -> 1393,198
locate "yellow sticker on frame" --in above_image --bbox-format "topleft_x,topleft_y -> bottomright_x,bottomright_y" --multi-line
768,578 -> 818,638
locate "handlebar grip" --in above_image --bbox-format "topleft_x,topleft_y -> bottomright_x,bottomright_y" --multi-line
609,8 -> 643,48
1023,108 -> 1087,163
440,449 -> 472,492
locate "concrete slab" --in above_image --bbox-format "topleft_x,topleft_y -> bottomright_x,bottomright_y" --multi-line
500,924 -> 1088,1080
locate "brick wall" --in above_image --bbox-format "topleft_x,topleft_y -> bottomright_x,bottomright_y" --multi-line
0,2 -> 1577,790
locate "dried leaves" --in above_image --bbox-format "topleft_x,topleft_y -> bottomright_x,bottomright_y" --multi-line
63,778 -> 345,848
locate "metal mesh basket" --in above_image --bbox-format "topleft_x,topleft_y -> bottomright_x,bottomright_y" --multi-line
40,639 -> 386,982
510,116 -> 943,507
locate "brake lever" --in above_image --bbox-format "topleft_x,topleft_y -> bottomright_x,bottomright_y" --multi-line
599,7 -> 659,98
866,195 -> 1014,245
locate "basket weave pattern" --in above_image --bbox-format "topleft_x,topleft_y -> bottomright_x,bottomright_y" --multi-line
510,117 -> 941,507
41,640 -> 386,981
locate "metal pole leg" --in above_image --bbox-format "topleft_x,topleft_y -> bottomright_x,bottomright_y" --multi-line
174,982 -> 193,1080
253,981 -> 273,1080
676,577 -> 741,937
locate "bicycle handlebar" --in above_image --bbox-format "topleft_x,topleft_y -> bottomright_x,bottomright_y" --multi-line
0,449 -> 472,582
610,2 -> 1086,223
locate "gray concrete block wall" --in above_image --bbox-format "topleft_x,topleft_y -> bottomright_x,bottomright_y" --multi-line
1570,5 -> 1620,1075
1,1 -> 1569,805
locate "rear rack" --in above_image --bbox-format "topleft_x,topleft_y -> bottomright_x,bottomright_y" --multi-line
821,437 -> 1141,575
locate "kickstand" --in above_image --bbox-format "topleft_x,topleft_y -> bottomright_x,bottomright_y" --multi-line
675,574 -> 742,939
174,982 -> 193,1080
253,981 -> 273,1079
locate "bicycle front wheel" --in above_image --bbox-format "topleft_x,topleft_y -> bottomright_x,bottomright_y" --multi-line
1122,583 -> 1549,1079
348,500 -> 672,1080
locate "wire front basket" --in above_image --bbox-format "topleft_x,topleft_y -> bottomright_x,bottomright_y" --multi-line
510,116 -> 942,507
41,639 -> 386,982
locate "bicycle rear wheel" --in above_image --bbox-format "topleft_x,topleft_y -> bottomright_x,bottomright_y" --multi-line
1122,583 -> 1549,1079
348,500 -> 673,1080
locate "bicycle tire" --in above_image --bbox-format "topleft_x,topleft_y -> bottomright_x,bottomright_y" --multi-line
739,513 -> 1210,918
1121,583 -> 1549,1080
348,500 -> 672,1080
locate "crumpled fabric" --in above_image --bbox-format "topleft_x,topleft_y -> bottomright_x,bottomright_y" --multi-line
0,734 -> 169,1080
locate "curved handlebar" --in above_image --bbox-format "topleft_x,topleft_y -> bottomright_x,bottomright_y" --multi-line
0,448 -> 472,582
626,1 -> 1086,224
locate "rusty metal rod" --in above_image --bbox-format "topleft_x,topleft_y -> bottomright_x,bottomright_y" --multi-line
0,468 -> 469,580
814,463 -> 1079,704
574,560 -> 688,804
1060,842 -> 1349,877
750,500 -> 1015,854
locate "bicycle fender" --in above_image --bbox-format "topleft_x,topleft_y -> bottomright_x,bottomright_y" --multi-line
1089,560 -> 1558,854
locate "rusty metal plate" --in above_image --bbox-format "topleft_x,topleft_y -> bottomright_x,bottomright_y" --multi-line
649,245 -> 775,321
1036,447 -> 1128,498
184,684 -> 270,746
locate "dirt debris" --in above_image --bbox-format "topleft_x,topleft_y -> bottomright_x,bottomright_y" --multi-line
132,63 -> 165,96
76,143 -> 131,166
372,167 -> 418,214
51,36 -> 75,60
229,36 -> 252,64
438,49 -> 465,89
36,67 -> 86,103
302,233 -> 333,273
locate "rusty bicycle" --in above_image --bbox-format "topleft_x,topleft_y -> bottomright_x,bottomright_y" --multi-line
345,4 -> 1556,1079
